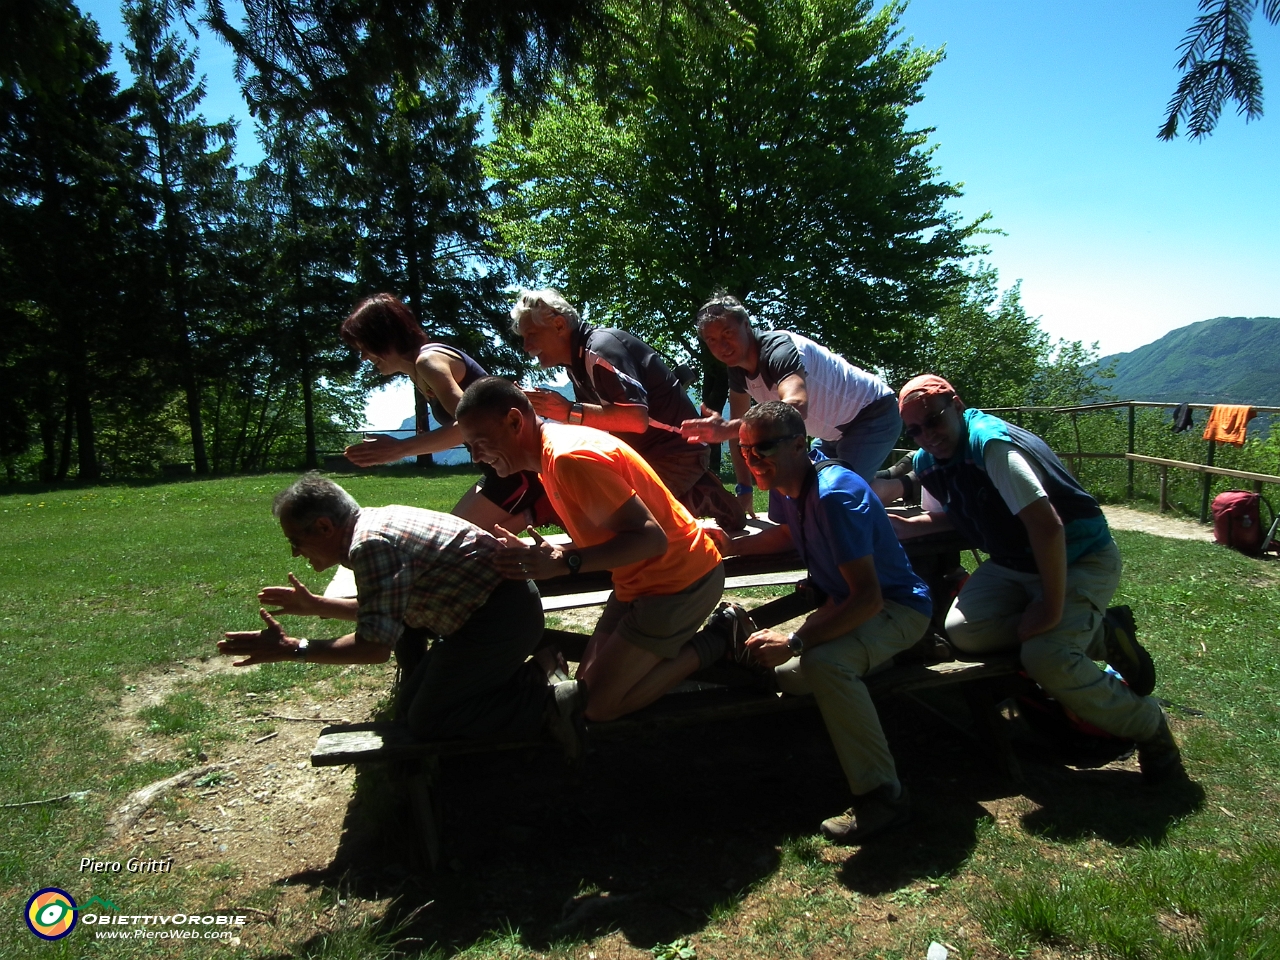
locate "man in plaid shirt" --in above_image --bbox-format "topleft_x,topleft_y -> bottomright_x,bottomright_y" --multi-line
219,473 -> 584,754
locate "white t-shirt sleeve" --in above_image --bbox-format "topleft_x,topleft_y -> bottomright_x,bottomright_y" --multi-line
982,440 -> 1049,514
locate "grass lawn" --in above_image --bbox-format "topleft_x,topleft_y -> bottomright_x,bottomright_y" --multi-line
2,469 -> 1278,959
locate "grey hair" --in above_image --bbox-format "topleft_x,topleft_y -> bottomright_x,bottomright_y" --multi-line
272,472 -> 360,529
741,400 -> 805,437
509,288 -> 580,333
696,290 -> 753,331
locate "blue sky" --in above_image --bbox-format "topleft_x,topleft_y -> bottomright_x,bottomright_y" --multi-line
78,0 -> 1278,426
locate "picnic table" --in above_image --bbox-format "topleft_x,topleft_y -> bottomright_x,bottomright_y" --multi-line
313,511 -> 1024,868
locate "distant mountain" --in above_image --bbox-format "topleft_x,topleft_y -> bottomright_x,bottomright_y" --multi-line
1100,316 -> 1280,405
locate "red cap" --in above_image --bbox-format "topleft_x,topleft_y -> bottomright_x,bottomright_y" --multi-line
899,374 -> 958,416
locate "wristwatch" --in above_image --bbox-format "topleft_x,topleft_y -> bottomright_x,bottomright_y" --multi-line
734,482 -> 753,496
294,638 -> 310,659
565,550 -> 583,576
567,403 -> 585,425
786,632 -> 804,655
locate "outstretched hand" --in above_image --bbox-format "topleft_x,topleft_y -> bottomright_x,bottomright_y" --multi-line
525,389 -> 572,421
491,523 -> 567,579
218,608 -> 295,667
679,404 -> 733,444
258,573 -> 319,617
344,434 -> 403,467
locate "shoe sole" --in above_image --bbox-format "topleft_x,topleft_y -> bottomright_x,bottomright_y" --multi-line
549,681 -> 588,763
1106,606 -> 1156,698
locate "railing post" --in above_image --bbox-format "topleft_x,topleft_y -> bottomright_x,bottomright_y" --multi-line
1159,465 -> 1168,513
1126,404 -> 1135,499
1200,440 -> 1215,523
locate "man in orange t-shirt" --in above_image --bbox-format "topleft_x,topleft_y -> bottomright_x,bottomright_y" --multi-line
456,377 -> 726,722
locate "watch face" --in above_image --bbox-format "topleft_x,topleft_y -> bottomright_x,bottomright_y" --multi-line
567,552 -> 582,572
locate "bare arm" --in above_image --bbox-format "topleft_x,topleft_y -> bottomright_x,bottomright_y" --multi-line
218,609 -> 392,666
491,494 -> 669,579
526,389 -> 651,434
344,350 -> 467,465
888,510 -> 952,539
775,372 -> 809,422
1016,497 -> 1067,642
258,572 -> 359,621
679,389 -> 751,445
709,521 -> 794,558
745,555 -> 884,666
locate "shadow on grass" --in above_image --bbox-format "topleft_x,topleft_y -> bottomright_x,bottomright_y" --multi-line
278,698 -> 997,955
1017,767 -> 1205,846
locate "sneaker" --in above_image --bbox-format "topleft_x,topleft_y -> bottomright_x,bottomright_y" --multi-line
1137,711 -> 1184,784
710,601 -> 758,665
820,783 -> 911,844
545,680 -> 587,763
1103,605 -> 1156,698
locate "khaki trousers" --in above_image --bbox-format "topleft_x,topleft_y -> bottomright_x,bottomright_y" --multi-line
775,600 -> 931,796
944,542 -> 1162,742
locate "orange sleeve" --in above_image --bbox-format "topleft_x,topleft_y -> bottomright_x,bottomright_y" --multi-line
552,451 -> 638,527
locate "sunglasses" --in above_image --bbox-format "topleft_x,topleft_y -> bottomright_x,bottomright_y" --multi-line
740,433 -> 803,459
903,408 -> 950,439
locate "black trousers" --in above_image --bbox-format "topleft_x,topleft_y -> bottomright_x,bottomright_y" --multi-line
394,578 -> 548,742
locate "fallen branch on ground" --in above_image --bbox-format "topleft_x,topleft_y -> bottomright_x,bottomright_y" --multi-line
2,791 -> 90,809
107,765 -> 222,838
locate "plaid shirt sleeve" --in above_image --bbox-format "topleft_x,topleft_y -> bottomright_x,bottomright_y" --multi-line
347,534 -> 412,647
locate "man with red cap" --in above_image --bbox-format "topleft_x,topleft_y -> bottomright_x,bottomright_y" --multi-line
891,375 -> 1185,784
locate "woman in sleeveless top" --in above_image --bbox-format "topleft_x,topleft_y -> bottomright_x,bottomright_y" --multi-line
339,293 -> 551,530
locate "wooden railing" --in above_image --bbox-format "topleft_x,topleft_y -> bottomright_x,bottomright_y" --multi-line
985,401 -> 1280,523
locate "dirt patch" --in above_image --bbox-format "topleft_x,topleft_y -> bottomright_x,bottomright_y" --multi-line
1103,505 -> 1215,542
106,656 -> 394,931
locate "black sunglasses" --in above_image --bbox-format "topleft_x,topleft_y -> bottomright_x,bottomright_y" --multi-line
740,433 -> 803,458
904,408 -> 950,439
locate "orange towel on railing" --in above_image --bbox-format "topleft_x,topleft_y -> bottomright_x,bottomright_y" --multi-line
1203,404 -> 1256,446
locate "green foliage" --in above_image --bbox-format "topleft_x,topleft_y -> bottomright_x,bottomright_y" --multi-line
487,0 -> 983,401
652,937 -> 697,960
1161,0 -> 1280,140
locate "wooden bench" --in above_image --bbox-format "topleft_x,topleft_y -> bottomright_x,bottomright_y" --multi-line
311,514 -> 1008,868
311,655 -> 1023,868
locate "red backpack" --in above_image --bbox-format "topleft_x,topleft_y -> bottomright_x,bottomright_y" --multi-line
1212,492 -> 1263,555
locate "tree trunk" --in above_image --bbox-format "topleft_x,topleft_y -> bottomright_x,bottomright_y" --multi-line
56,394 -> 73,480
301,353 -> 318,469
402,188 -> 432,468
39,404 -> 58,482
71,374 -> 98,480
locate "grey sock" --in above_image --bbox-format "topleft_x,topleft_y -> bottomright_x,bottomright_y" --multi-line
690,628 -> 727,669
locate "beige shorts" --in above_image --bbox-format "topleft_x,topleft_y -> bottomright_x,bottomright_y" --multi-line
595,564 -> 726,659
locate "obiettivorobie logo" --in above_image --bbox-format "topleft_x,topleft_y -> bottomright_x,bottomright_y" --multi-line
23,888 -> 248,942
25,889 -> 118,941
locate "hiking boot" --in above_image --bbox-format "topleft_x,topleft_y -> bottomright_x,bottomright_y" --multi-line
820,783 -> 911,844
1137,711 -> 1184,784
544,680 -> 587,764
1103,605 -> 1156,697
708,601 -> 758,665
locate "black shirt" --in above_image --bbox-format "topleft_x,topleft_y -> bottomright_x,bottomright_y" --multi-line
567,325 -> 703,461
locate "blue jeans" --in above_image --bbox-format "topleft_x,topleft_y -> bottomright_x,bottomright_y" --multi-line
819,397 -> 902,482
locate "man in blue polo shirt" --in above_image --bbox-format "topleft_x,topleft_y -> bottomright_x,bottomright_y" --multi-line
711,401 -> 932,843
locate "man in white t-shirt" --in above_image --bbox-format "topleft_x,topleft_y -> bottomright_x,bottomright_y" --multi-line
680,293 -> 901,513
890,375 -> 1185,784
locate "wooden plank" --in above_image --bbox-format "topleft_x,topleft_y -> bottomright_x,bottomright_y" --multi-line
311,657 -> 1021,767
1126,453 -> 1280,486
541,569 -> 811,611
